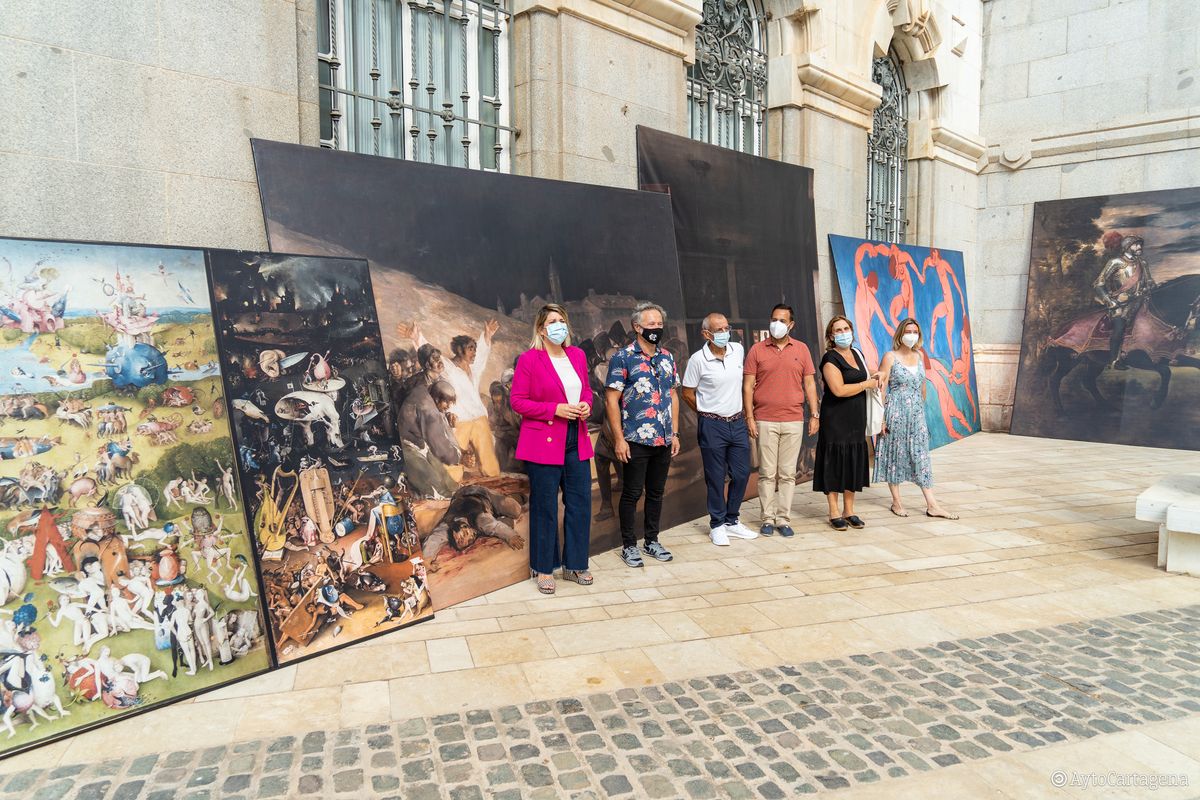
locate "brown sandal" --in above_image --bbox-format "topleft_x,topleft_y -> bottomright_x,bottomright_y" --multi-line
561,569 -> 593,586
531,570 -> 556,594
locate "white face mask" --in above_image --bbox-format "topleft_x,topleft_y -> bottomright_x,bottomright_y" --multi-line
901,333 -> 919,348
769,320 -> 789,340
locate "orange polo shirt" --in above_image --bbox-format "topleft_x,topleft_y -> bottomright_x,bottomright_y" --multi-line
744,337 -> 816,422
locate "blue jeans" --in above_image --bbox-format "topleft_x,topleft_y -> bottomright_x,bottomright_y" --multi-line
697,416 -> 751,529
526,424 -> 592,574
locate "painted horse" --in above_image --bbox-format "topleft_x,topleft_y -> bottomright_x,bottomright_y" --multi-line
1039,274 -> 1200,412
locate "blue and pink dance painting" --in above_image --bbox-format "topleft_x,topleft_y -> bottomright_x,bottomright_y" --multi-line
828,235 -> 981,449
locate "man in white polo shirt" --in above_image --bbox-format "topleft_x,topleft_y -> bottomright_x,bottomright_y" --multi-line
681,313 -> 758,546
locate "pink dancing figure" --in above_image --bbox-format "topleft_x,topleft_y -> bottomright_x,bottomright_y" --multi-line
886,246 -> 924,328
921,349 -> 971,440
948,317 -> 978,427
925,249 -> 966,355
851,242 -> 895,369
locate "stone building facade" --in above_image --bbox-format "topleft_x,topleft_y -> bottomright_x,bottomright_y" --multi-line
2,0 -> 1198,430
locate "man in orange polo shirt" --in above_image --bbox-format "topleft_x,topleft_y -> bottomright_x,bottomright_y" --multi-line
742,304 -> 819,537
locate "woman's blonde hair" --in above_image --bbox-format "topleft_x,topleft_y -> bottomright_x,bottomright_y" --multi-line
892,318 -> 923,350
529,303 -> 572,350
823,315 -> 854,350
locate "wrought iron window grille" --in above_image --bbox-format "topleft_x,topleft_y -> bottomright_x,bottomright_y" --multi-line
687,0 -> 768,156
866,51 -> 909,242
318,0 -> 515,170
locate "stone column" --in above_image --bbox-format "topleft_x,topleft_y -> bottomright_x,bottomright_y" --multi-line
510,0 -> 702,187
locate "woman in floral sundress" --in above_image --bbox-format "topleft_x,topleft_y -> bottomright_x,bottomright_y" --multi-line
875,319 -> 959,520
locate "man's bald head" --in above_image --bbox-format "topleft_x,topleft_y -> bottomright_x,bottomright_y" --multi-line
701,313 -> 729,333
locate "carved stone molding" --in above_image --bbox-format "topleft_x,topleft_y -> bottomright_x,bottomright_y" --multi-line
512,0 -> 703,58
982,109 -> 1200,174
791,55 -> 883,128
888,0 -> 940,58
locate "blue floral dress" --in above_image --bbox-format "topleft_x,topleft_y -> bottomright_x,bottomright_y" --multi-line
874,359 -> 934,488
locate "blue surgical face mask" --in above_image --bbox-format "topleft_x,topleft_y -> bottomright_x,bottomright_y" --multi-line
833,332 -> 854,348
545,321 -> 568,345
711,331 -> 731,348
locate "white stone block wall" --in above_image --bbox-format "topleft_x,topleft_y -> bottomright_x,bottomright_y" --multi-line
976,0 -> 1200,430
0,0 -> 304,251
510,0 -> 698,188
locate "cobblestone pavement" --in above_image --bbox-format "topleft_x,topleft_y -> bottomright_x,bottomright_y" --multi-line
3,604 -> 1199,799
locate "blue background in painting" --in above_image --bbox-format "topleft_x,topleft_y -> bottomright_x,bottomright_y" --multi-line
828,234 -> 981,449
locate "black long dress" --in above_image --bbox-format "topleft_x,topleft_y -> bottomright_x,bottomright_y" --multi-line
812,349 -> 870,493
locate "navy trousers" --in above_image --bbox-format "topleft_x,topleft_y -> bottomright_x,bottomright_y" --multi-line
526,424 -> 592,574
697,416 -> 751,529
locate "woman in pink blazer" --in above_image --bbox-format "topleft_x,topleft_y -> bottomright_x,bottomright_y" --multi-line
510,303 -> 595,594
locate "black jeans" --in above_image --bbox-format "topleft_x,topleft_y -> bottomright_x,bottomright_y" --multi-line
619,441 -> 672,548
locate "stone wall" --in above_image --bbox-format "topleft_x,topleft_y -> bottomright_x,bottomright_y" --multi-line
765,0 -> 986,351
976,0 -> 1200,430
510,0 -> 700,187
0,0 -> 306,251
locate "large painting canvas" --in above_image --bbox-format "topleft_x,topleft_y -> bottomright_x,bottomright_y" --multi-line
251,139 -> 693,609
828,235 -> 981,448
636,127 -> 822,476
1011,187 -> 1200,449
0,237 -> 269,758
207,251 -> 432,665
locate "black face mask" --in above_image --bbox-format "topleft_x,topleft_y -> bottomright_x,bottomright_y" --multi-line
640,327 -> 664,345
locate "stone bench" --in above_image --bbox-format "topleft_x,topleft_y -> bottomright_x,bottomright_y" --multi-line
1135,474 -> 1200,575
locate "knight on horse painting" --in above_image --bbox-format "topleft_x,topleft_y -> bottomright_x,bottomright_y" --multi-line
1093,235 -> 1155,369
1040,231 -> 1200,412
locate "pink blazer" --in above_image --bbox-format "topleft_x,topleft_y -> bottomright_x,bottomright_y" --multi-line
510,346 -> 595,465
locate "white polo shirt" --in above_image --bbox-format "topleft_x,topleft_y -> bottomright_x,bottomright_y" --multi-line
682,341 -> 744,417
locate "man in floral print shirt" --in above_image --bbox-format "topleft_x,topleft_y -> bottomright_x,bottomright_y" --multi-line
605,302 -> 681,568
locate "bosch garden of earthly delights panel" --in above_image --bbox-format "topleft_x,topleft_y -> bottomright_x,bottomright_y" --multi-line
0,237 -> 269,758
206,252 -> 432,666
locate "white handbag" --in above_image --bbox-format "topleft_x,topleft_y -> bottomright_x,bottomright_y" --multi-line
854,348 -> 884,437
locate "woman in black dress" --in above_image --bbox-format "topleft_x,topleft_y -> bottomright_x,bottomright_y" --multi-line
812,315 -> 879,531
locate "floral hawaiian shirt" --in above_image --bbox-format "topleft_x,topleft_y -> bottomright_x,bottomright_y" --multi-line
605,342 -> 680,446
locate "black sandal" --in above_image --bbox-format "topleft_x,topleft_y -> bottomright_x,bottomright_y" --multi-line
829,517 -> 848,531
845,515 -> 865,529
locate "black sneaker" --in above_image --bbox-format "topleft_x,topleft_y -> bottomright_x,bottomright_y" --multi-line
620,545 -> 644,568
777,525 -> 795,538
759,523 -> 776,537
642,541 -> 673,562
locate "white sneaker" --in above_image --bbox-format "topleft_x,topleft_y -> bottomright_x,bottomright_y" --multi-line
710,525 -> 730,546
724,521 -> 759,540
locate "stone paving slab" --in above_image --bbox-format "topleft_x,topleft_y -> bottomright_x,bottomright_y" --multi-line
3,604 -> 1200,799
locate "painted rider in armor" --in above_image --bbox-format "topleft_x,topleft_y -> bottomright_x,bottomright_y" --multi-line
1094,235 -> 1154,369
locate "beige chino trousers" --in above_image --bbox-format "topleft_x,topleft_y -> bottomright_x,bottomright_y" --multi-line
756,420 -> 805,526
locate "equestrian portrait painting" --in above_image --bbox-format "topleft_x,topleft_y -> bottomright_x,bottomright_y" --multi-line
0,237 -> 269,758
1011,187 -> 1200,450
